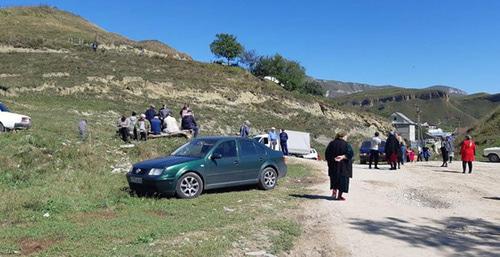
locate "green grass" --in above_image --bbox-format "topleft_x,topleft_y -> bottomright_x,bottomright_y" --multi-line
0,94 -> 320,256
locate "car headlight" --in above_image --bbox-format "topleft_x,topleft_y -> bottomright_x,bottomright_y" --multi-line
148,168 -> 164,176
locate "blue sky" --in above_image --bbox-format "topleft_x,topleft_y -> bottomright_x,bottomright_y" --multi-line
2,0 -> 500,93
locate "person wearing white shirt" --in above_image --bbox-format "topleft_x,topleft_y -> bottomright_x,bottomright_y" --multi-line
369,132 -> 382,169
163,113 -> 180,133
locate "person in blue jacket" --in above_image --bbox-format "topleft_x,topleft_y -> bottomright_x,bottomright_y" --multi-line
144,105 -> 157,124
279,129 -> 289,155
268,127 -> 278,150
150,116 -> 162,135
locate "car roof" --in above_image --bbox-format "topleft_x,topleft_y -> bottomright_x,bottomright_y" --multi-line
196,136 -> 245,141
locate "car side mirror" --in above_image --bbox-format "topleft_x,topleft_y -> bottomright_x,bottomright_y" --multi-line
211,153 -> 222,160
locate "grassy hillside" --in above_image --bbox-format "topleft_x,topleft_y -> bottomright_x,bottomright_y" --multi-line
467,106 -> 500,158
0,6 -> 391,256
0,6 -> 191,60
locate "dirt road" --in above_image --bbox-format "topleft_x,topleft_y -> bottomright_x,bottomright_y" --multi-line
286,159 -> 500,257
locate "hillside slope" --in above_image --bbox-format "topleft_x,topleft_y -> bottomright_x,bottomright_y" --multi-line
0,6 -> 191,60
468,106 -> 500,151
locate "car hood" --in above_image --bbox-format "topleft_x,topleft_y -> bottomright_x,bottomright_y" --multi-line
485,147 -> 500,151
133,156 -> 200,169
0,111 -> 30,119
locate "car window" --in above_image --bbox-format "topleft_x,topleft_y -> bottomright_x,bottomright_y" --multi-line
263,137 -> 269,145
213,140 -> 237,158
254,141 -> 269,154
240,140 -> 258,156
172,138 -> 218,157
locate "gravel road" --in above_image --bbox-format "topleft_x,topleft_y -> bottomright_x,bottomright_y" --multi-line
286,159 -> 500,257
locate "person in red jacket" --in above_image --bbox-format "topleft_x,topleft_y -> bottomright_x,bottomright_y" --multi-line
460,135 -> 476,174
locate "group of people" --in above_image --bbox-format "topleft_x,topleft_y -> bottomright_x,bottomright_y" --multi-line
116,104 -> 199,143
239,122 -> 290,156
369,131 -> 411,170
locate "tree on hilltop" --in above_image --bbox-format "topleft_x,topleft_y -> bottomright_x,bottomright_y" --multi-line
210,33 -> 244,65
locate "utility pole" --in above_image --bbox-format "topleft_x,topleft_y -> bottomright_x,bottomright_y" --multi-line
416,104 -> 422,147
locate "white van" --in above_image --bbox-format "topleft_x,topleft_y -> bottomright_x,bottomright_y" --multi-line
254,130 -> 311,156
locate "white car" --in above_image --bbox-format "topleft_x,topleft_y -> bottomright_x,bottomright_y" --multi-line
302,148 -> 319,160
0,102 -> 32,132
483,147 -> 500,162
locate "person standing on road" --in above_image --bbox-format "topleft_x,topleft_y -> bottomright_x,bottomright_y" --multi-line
385,132 -> 399,170
279,129 -> 289,156
460,135 -> 476,174
268,127 -> 278,150
325,132 -> 353,201
440,137 -> 449,167
239,120 -> 251,137
369,132 -> 382,169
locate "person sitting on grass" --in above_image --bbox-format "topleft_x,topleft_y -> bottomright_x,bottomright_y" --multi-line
163,112 -> 180,133
150,116 -> 162,135
181,110 -> 199,137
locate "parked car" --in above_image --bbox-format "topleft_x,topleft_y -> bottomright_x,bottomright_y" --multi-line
127,136 -> 287,198
302,148 -> 319,160
0,102 -> 32,132
359,140 -> 386,164
483,147 -> 500,162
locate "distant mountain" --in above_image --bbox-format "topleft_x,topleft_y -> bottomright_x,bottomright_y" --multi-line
316,79 -> 468,98
425,85 -> 467,96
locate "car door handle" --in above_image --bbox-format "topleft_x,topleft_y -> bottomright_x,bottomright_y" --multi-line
233,160 -> 239,165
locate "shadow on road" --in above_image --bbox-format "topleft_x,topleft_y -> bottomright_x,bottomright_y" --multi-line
432,169 -> 462,174
349,216 -> 500,257
483,196 -> 500,201
289,194 -> 334,201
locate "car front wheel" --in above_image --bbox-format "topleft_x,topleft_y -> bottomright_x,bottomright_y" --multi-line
488,154 -> 500,162
0,122 -> 5,133
258,167 -> 277,190
176,172 -> 203,199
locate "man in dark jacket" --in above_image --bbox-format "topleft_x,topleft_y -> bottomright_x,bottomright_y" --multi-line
385,132 -> 399,170
325,132 -> 353,201
279,129 -> 289,155
144,105 -> 157,124
181,110 -> 199,137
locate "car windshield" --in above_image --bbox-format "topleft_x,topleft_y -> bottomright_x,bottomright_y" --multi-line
172,138 -> 218,158
0,103 -> 10,112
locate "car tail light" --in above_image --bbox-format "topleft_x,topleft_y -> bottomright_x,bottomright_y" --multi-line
21,117 -> 30,123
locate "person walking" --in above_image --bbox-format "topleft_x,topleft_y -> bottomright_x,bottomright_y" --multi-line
368,132 -> 382,169
137,114 -> 148,141
129,112 -> 138,140
118,115 -> 130,143
325,132 -> 354,201
279,129 -> 289,156
239,120 -> 251,137
422,146 -> 431,161
268,127 -> 278,150
460,135 -> 476,174
440,137 -> 449,167
400,137 -> 407,166
385,132 -> 400,170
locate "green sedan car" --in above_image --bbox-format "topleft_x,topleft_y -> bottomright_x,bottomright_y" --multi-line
126,136 -> 288,198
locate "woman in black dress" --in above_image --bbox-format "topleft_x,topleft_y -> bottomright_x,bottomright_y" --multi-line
325,132 -> 354,201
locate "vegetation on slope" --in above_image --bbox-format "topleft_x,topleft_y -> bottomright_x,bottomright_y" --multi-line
467,106 -> 500,158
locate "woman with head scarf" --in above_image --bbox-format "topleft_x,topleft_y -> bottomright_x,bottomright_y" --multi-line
325,132 -> 354,200
460,135 -> 476,173
385,132 -> 400,170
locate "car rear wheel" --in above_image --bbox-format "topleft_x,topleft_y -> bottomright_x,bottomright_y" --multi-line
488,154 -> 500,162
176,172 -> 203,199
258,167 -> 277,190
0,122 -> 5,133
